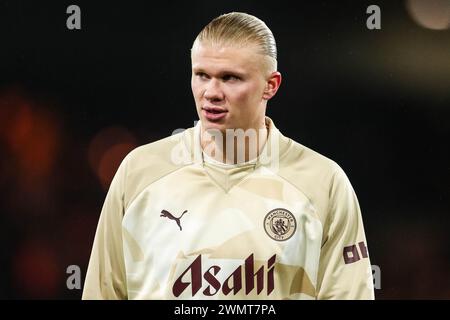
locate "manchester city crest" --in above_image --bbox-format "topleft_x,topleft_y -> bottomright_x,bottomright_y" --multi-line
264,208 -> 297,241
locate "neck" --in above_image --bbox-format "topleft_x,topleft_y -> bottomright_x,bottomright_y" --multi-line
201,122 -> 269,165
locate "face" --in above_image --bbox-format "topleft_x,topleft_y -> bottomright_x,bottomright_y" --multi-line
191,41 -> 281,132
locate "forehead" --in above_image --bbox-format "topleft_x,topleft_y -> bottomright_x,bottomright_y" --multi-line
191,42 -> 264,74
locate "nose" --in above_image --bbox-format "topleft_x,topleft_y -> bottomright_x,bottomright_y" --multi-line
203,79 -> 224,102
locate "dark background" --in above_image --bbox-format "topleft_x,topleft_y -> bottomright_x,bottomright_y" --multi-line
0,0 -> 449,299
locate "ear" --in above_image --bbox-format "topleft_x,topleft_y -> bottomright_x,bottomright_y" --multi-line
262,71 -> 282,100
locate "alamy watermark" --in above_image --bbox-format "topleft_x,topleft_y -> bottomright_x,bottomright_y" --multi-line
65,263 -> 381,291
372,264 -> 381,290
66,5 -> 380,31
366,5 -> 381,30
66,265 -> 82,290
169,121 -> 280,172
66,5 -> 81,30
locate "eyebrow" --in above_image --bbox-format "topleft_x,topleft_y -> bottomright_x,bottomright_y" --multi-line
192,68 -> 246,78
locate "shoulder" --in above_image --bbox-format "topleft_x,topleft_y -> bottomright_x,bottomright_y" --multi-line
119,129 -> 192,209
278,136 -> 344,189
276,134 -> 351,224
126,129 -> 188,164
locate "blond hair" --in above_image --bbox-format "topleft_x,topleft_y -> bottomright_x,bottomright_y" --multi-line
192,12 -> 278,72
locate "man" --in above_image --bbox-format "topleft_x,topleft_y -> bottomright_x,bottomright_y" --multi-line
83,12 -> 374,299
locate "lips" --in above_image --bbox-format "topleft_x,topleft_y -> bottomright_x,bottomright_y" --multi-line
202,106 -> 228,121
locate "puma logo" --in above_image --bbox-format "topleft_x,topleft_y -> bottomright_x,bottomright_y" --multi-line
160,209 -> 188,231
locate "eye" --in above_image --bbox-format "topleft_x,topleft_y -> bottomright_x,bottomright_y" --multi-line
222,74 -> 240,82
195,72 -> 209,80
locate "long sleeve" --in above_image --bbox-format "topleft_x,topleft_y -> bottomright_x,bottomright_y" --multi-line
316,166 -> 374,300
82,158 -> 128,299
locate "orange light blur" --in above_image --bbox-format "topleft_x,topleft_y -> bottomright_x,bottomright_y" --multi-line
88,126 -> 137,190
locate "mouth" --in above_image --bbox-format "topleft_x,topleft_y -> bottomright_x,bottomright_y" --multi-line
202,106 -> 228,122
